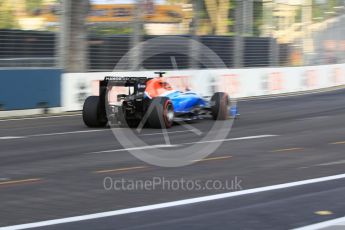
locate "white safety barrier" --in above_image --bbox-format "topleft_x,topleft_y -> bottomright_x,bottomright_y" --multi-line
62,64 -> 345,111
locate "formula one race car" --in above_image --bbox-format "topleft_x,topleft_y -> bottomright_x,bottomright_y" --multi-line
83,72 -> 238,128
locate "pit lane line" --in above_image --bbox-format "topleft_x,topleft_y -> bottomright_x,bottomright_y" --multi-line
2,173 -> 345,230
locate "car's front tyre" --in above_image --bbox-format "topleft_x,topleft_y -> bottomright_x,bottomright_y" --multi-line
211,92 -> 229,120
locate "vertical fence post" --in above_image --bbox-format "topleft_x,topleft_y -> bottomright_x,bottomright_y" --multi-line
243,0 -> 253,36
265,0 -> 278,67
57,0 -> 70,70
59,0 -> 88,72
302,0 -> 312,65
189,1 -> 200,69
233,0 -> 244,68
130,0 -> 143,71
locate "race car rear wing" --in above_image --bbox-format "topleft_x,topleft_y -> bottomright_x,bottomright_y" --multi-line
101,76 -> 149,87
99,76 -> 152,109
100,76 -> 151,93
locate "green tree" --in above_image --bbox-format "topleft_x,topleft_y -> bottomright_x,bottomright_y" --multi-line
0,0 -> 18,29
25,0 -> 43,13
312,0 -> 344,21
253,0 -> 263,36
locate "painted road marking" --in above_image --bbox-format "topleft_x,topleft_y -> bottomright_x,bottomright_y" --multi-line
3,173 -> 345,230
330,141 -> 345,145
0,136 -> 26,140
0,130 -> 106,140
0,114 -> 81,122
193,156 -> 232,162
29,130 -> 196,138
141,130 -> 196,136
294,216 -> 345,230
94,156 -> 232,174
87,135 -> 277,154
299,160 -> 345,169
89,144 -> 179,154
0,178 -> 41,187
28,130 -> 106,138
271,148 -> 304,153
95,166 -> 148,174
184,135 -> 278,145
315,160 -> 345,167
314,210 -> 334,216
0,129 -> 205,141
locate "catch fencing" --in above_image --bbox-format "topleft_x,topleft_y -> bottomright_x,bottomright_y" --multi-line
0,0 -> 344,72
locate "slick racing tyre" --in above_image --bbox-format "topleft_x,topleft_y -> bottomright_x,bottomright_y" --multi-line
211,92 -> 229,120
83,96 -> 107,127
147,97 -> 174,129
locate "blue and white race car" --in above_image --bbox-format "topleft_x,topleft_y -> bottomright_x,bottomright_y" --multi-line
82,72 -> 238,128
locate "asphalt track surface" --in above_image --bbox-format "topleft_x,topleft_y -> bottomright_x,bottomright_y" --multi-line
1,89 -> 345,229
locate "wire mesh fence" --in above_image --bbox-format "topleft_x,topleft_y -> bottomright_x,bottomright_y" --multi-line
0,0 -> 344,71
0,29 -> 56,68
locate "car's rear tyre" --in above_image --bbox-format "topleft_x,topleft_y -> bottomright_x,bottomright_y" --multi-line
147,97 -> 174,129
83,96 -> 107,127
211,92 -> 229,120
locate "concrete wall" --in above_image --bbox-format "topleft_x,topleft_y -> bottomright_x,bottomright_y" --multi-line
62,64 -> 345,111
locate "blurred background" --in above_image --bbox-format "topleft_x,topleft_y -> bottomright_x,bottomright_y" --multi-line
0,0 -> 345,72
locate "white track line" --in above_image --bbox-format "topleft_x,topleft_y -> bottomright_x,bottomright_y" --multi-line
0,114 -> 81,122
2,173 -> 345,230
28,130 -> 106,138
86,135 -> 278,154
0,130 -> 106,140
0,136 -> 26,140
294,216 -> 345,230
140,130 -> 196,136
89,144 -> 180,154
184,135 -> 277,145
0,129 -> 203,140
315,160 -> 345,167
300,160 -> 345,169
